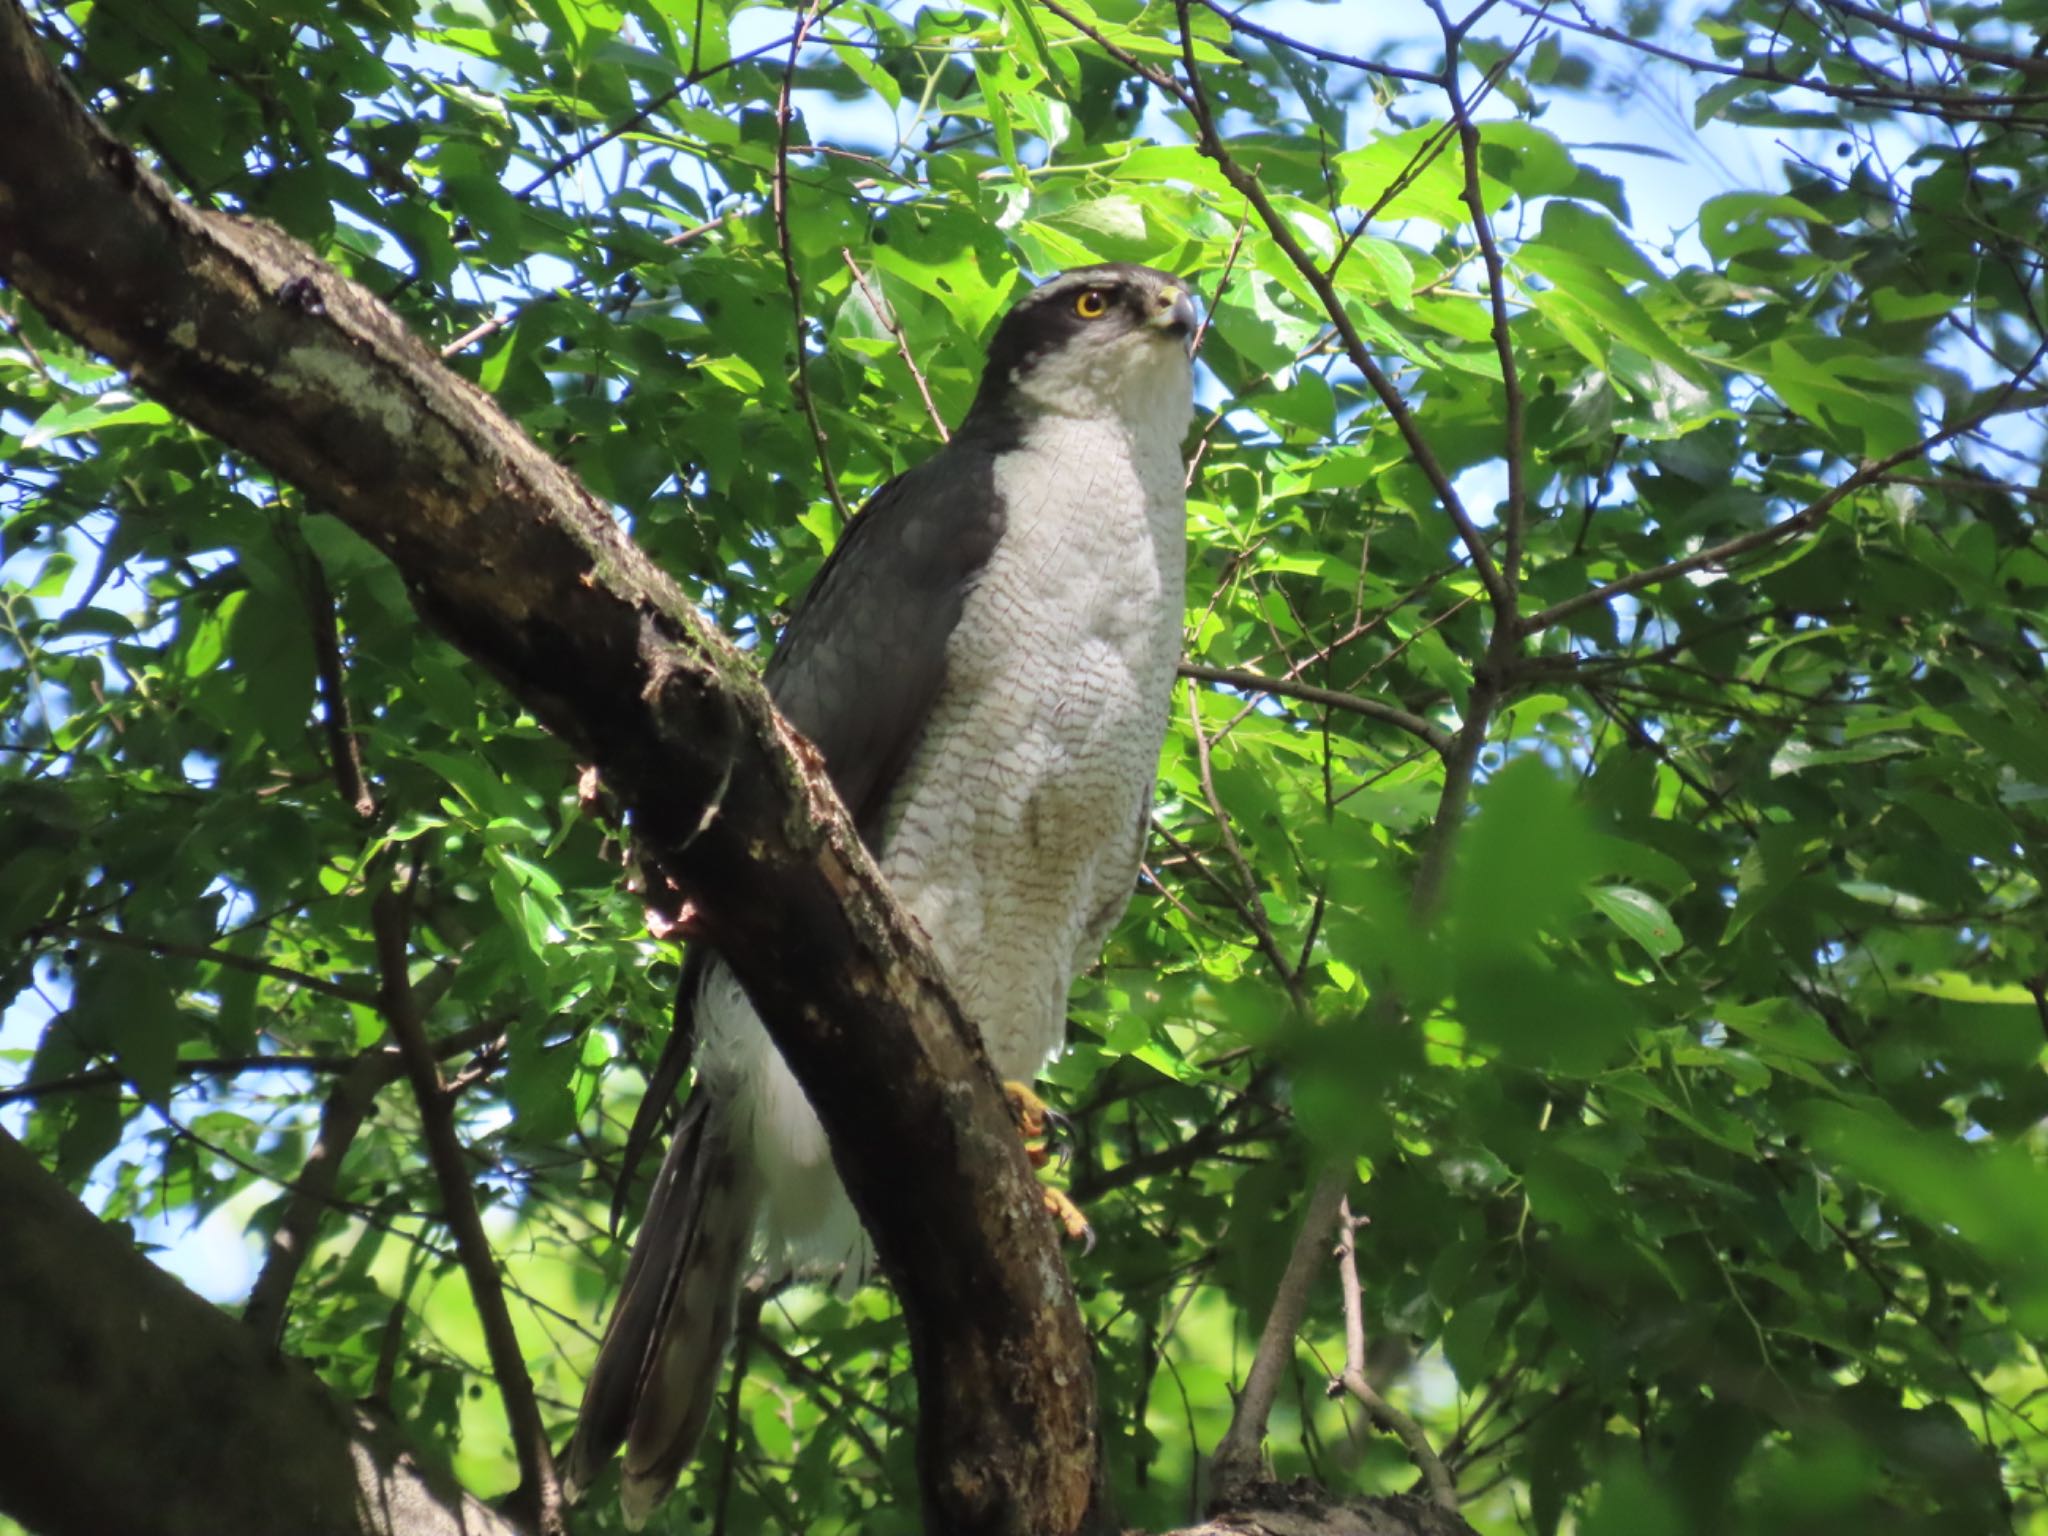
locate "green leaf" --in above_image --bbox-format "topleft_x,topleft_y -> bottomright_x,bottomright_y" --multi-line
1585,884 -> 1681,958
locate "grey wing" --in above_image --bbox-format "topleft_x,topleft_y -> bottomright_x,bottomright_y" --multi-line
765,440 -> 1006,839
609,442 -> 1003,1223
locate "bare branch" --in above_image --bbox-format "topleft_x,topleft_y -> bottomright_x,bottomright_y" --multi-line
1087,0 -> 1517,616
1190,0 -> 1441,84
0,1052 -> 349,1106
1505,0 -> 2048,120
1183,685 -> 1288,987
33,921 -> 375,1005
1180,662 -> 1453,757
840,248 -> 949,441
1814,0 -> 2048,78
1329,1197 -> 1458,1510
240,1019 -> 503,1345
1151,818 -> 1304,1001
299,534 -> 377,821
773,2 -> 851,525
1209,1168 -> 1348,1505
242,1051 -> 390,1346
371,880 -> 562,1535
1428,3 -> 1532,620
1525,355 -> 2048,634
510,24 -> 833,201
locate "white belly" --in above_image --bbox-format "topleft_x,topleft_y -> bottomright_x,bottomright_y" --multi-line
700,410 -> 1186,1276
880,420 -> 1184,1074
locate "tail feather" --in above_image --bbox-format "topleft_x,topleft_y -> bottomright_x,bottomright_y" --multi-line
563,1089 -> 757,1525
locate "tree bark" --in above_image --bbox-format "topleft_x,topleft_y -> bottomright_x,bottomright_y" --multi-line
0,5 -> 1094,1534
1166,1487 -> 1481,1536
0,1128 -> 521,1536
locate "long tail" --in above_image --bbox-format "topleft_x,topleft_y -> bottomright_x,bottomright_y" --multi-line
562,1089 -> 758,1527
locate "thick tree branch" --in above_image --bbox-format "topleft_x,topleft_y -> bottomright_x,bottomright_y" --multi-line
0,1126 -> 522,1536
0,8 -> 1095,1534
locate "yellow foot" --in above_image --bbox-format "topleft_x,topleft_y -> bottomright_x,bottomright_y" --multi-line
1003,1080 -> 1054,1165
1003,1081 -> 1093,1252
1043,1186 -> 1096,1254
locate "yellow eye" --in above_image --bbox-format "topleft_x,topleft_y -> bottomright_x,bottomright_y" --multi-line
1073,289 -> 1110,319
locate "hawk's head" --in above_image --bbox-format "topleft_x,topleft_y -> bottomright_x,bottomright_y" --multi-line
968,263 -> 1196,442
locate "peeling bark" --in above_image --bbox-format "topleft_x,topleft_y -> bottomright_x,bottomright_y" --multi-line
0,4 -> 1095,1533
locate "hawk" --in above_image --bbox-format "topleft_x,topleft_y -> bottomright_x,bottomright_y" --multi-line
564,263 -> 1198,1523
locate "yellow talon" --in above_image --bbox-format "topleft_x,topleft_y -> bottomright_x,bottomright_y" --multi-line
1003,1081 -> 1092,1250
1042,1186 -> 1096,1254
1004,1080 -> 1053,1164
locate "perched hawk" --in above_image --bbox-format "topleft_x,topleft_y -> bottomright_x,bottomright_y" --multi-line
564,263 -> 1197,1523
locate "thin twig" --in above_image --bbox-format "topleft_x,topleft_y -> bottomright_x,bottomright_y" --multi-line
1150,815 -> 1302,1008
1525,351 -> 2048,634
512,26 -> 830,200
1185,688 -> 1269,946
33,921 -> 374,1005
0,1051 -> 352,1106
1874,471 -> 2048,507
1208,1168 -> 1348,1504
248,1016 -> 491,1351
1180,661 -> 1453,757
437,213 -> 733,360
1190,0 -> 1441,84
366,1294 -> 411,1408
1814,0 -> 2048,78
243,1050 -> 391,1344
712,1290 -> 765,1536
372,880 -> 561,1534
1185,208 -> 1251,489
1079,0 -> 1516,616
1329,1196 -> 1459,1510
1503,0 -> 2048,119
1190,208 -> 1249,365
300,538 -> 376,820
839,248 -> 948,441
1429,0 -> 1532,623
773,2 -> 851,524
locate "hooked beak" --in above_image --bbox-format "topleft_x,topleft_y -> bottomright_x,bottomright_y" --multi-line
1148,283 -> 1200,352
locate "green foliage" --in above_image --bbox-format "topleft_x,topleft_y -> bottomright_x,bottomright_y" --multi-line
3,0 -> 2045,1532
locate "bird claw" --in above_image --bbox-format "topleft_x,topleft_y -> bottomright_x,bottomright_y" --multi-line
1003,1080 -> 1073,1167
1042,1186 -> 1096,1254
1004,1081 -> 1092,1251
